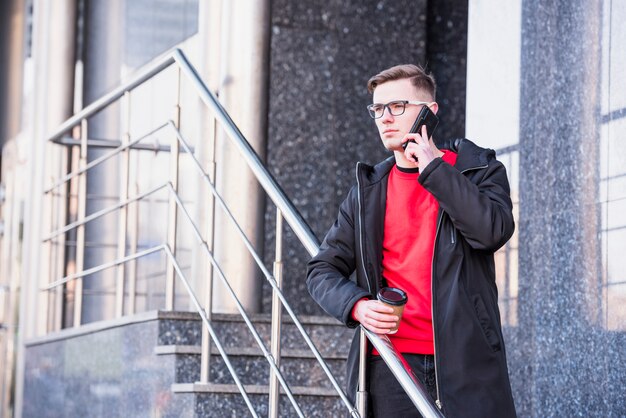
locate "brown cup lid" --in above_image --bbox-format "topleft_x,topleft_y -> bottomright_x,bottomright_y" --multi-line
377,287 -> 408,306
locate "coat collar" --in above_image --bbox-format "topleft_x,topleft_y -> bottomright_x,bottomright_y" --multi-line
453,138 -> 495,172
356,156 -> 395,187
356,138 -> 495,183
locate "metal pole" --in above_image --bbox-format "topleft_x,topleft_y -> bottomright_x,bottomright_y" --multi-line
115,91 -> 131,317
127,177 -> 139,315
268,209 -> 284,418
56,140 -> 72,331
43,140 -> 54,331
54,134 -> 71,331
46,138 -> 63,332
164,246 -> 261,418
165,67 -> 182,310
198,246 -> 213,383
362,327 -> 445,418
63,135 -> 80,328
199,110 -> 218,383
73,119 -> 88,327
173,50 -> 320,258
170,127 -> 357,416
357,328 -> 368,417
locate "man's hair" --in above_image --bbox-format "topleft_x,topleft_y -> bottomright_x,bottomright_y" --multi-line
367,64 -> 436,100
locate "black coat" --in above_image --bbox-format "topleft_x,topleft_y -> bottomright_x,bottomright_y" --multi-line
307,139 -> 517,418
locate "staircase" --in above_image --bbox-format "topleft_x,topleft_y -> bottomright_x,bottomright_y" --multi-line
155,312 -> 353,417
23,310 -> 353,417
27,49 -> 355,418
31,49 -> 439,418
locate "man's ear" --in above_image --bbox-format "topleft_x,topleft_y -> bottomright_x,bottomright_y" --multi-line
430,102 -> 439,115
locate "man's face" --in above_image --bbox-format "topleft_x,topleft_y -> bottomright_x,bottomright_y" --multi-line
371,78 -> 435,151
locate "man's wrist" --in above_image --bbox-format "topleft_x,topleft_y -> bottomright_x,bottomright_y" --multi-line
351,298 -> 369,322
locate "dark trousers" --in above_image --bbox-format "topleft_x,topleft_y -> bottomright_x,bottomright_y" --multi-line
368,353 -> 438,418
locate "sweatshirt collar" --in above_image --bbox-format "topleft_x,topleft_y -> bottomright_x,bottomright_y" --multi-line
357,138 -> 495,186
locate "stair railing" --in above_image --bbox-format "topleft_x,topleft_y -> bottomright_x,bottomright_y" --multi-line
41,48 -> 444,417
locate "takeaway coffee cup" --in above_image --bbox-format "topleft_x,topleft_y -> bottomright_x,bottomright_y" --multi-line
377,287 -> 408,334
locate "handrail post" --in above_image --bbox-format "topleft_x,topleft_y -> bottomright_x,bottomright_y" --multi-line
165,68 -> 182,310
127,179 -> 139,315
199,114 -> 218,383
199,281 -> 213,383
362,328 -> 445,417
45,138 -> 63,332
115,91 -> 131,317
72,119 -> 88,327
54,135 -> 71,331
44,139 -> 52,331
62,128 -> 81,328
268,209 -> 284,418
357,328 -> 368,417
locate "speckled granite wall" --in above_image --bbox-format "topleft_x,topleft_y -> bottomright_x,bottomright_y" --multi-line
22,312 -> 202,418
511,1 -> 626,416
263,0 -> 468,315
23,312 -> 352,417
426,0 -> 468,142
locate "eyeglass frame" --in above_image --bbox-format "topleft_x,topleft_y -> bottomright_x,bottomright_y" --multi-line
366,100 -> 435,119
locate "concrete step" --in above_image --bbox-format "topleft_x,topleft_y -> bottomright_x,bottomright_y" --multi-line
155,345 -> 347,388
168,383 -> 349,417
154,311 -> 353,417
156,311 -> 353,357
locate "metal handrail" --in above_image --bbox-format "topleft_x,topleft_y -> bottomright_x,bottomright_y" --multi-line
172,50 -> 444,417
168,56 -> 443,414
46,55 -> 176,144
43,48 -> 443,417
41,183 -> 305,416
44,242 -> 261,418
163,245 -> 261,418
171,50 -> 320,257
44,122 -> 169,194
168,124 -> 357,416
363,328 -> 445,417
41,244 -> 164,291
43,48 -> 319,257
44,121 -> 356,415
166,185 -> 305,418
43,182 -> 169,242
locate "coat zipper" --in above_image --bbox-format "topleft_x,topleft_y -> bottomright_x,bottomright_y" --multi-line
431,161 -> 489,411
431,212 -> 444,410
355,162 -> 374,405
461,164 -> 488,175
355,162 -> 373,294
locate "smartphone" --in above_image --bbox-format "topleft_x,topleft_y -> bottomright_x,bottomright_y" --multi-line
402,105 -> 439,151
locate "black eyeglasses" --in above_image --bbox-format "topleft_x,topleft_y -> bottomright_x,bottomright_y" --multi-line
366,100 -> 434,119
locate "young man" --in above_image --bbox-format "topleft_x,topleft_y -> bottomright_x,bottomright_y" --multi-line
307,64 -> 517,418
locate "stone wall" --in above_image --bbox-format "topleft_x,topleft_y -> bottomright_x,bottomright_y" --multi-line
263,0 -> 468,315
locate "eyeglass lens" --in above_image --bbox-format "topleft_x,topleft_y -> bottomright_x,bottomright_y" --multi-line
369,101 -> 406,118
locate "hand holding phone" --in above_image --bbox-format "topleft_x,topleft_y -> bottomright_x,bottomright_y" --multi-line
402,106 -> 439,165
402,105 -> 439,151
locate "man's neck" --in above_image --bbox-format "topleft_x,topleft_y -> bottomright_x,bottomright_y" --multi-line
393,148 -> 444,169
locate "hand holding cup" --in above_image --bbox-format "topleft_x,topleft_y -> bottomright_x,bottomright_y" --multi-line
376,287 -> 408,334
353,287 -> 408,334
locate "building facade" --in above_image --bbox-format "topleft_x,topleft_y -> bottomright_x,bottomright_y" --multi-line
0,0 -> 624,416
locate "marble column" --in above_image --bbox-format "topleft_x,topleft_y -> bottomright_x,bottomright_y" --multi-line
517,1 -> 607,416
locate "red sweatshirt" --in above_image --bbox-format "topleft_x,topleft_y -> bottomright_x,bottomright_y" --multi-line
381,151 -> 457,354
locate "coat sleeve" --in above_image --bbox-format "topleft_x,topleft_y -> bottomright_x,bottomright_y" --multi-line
306,187 -> 372,328
418,156 -> 515,252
